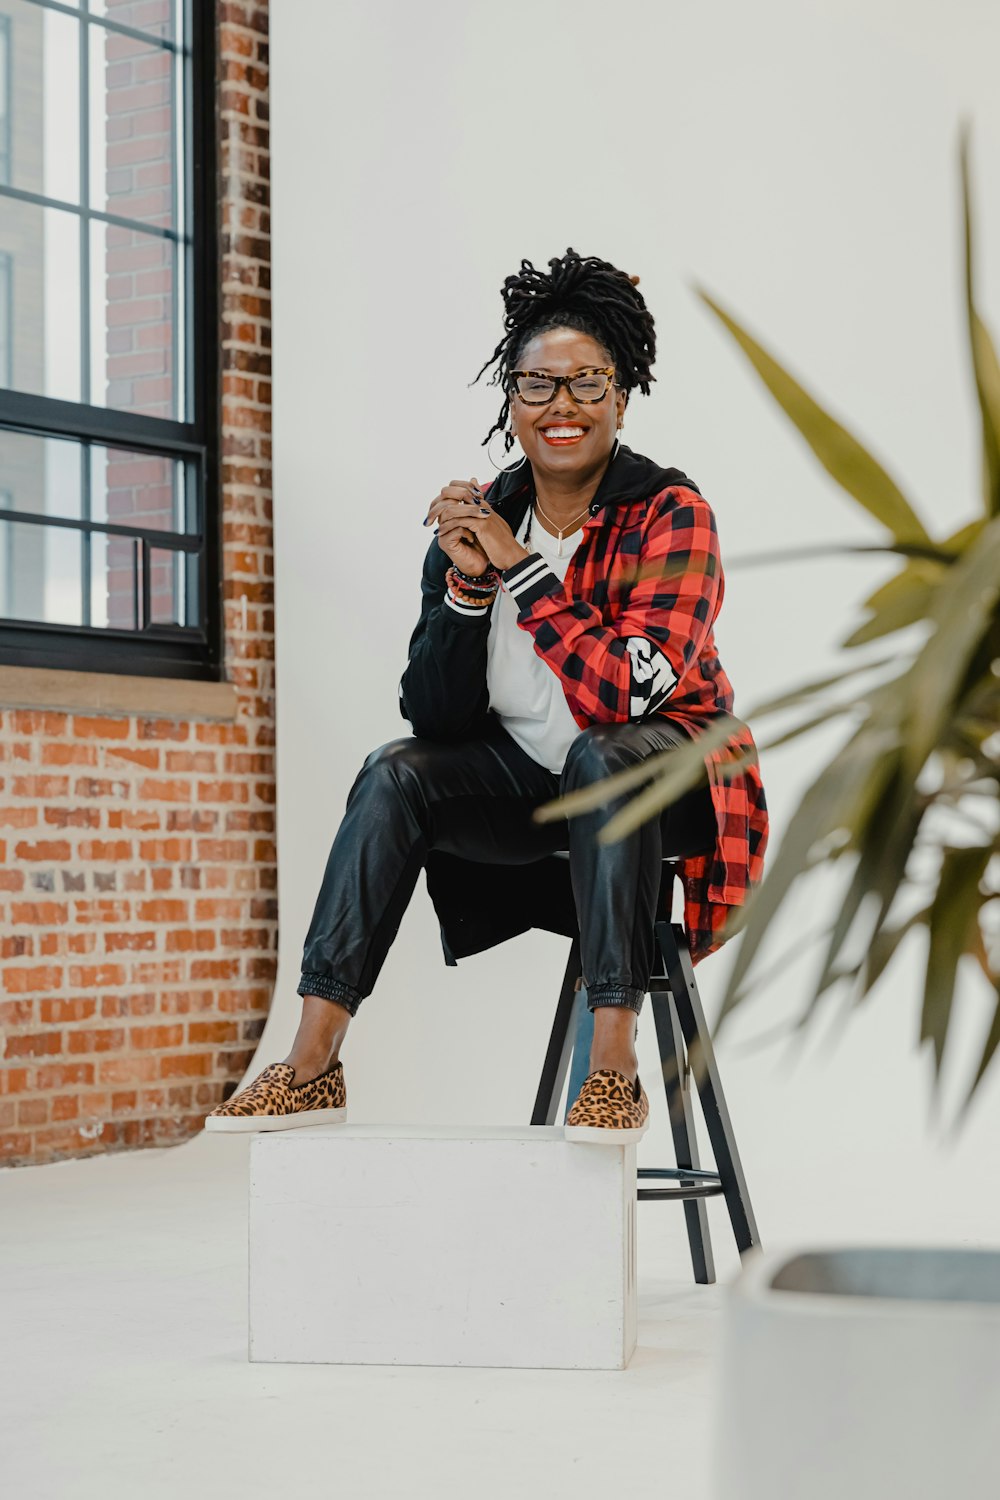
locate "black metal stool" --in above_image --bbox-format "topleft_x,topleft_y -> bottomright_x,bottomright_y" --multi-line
530,856 -> 761,1284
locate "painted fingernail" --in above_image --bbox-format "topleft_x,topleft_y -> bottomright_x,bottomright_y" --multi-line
480,508 -> 489,515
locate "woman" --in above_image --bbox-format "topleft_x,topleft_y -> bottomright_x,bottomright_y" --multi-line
206,248 -> 768,1142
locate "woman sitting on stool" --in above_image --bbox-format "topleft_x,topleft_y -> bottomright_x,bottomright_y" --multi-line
206,247 -> 769,1141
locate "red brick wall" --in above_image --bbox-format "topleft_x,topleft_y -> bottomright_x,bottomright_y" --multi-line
0,3 -> 274,1167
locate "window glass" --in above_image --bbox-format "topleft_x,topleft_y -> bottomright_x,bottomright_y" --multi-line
90,443 -> 189,533
90,219 -> 178,417
0,1 -> 81,204
0,15 -> 11,186
0,432 -> 194,632
0,516 -> 81,624
0,1 -> 182,414
0,428 -> 83,521
0,198 -> 82,402
0,0 -> 213,673
89,1 -> 175,45
89,23 -> 180,229
0,250 -> 10,384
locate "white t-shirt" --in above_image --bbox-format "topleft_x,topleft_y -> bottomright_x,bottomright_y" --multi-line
486,509 -> 585,774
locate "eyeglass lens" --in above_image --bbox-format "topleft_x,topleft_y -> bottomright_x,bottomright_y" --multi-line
514,372 -> 610,403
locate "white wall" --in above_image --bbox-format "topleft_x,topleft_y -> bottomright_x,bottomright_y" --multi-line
268,0 -> 1000,1266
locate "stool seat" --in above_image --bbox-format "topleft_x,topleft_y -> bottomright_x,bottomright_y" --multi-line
550,850 -> 680,862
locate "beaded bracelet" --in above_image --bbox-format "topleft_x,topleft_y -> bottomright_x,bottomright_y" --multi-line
451,563 -> 501,586
446,582 -> 496,607
446,562 -> 498,590
445,564 -> 498,609
448,576 -> 497,597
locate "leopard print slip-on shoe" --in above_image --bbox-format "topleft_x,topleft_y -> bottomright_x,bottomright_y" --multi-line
204,1060 -> 347,1133
564,1067 -> 650,1144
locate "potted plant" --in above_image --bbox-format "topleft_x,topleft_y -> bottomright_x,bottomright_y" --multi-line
711,1241 -> 1000,1498
535,119 -> 1000,1496
537,118 -> 999,1128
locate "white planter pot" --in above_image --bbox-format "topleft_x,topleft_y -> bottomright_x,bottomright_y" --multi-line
713,1244 -> 1000,1500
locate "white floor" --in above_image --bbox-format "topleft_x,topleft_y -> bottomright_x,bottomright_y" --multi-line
1,1130 -> 732,1500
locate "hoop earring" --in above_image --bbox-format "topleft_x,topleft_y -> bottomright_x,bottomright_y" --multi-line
486,428 -> 528,473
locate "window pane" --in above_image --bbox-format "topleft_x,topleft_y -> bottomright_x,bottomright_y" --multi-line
0,0 -> 81,203
0,0 -> 208,671
148,543 -> 195,626
90,529 -> 139,630
0,428 -> 83,522
0,197 -> 81,402
89,1 -> 176,46
89,22 -> 179,229
90,443 -> 189,533
90,218 -> 176,416
0,14 -> 11,186
0,517 -> 81,624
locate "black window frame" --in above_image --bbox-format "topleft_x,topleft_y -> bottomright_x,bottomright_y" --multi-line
0,0 -> 221,682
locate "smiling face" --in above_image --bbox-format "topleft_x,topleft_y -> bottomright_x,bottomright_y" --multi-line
507,326 -> 627,479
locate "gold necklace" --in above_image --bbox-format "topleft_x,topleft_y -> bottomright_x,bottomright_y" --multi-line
528,498 -> 592,558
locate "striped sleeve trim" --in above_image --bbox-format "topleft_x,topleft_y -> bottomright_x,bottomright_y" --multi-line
501,551 -> 563,610
444,589 -> 495,619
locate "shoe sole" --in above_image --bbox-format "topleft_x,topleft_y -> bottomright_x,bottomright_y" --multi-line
564,1120 -> 649,1145
204,1106 -> 347,1134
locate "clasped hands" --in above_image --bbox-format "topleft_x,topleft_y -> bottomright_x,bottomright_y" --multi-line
423,476 -> 531,576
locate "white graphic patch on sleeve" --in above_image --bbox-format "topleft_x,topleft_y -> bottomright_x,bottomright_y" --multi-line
625,636 -> 677,717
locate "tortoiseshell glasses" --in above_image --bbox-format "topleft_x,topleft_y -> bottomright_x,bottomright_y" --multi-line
508,367 -> 617,405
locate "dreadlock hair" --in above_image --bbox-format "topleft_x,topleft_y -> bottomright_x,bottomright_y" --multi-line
471,247 -> 657,454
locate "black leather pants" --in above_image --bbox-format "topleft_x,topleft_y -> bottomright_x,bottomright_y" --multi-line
297,715 -> 716,1017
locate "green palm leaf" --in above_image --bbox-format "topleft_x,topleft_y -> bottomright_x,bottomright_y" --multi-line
566,124 -> 1000,1123
904,513 -> 1000,775
692,286 -> 930,547
955,984 -> 1000,1136
860,904 -> 932,998
718,713 -> 902,1023
530,714 -> 739,826
841,584 -> 935,648
746,653 -> 898,717
921,844 -> 995,1101
959,119 -> 1000,518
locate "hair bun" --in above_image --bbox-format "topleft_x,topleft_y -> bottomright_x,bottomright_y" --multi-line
471,249 -> 656,456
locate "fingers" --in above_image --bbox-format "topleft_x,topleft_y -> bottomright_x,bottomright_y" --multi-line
424,477 -> 488,526
426,498 -> 488,527
436,513 -> 484,543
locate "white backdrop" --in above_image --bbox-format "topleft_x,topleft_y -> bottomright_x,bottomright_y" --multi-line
267,0 -> 1000,1268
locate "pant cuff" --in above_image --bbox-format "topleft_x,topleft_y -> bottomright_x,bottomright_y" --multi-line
296,972 -> 363,1015
586,984 -> 646,1014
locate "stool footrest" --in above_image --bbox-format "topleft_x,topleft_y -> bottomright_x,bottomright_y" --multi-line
637,1165 -> 724,1203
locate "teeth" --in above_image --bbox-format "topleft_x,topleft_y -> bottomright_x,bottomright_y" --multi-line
542,427 -> 585,438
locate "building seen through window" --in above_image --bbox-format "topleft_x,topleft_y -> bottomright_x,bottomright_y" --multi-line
0,0 -> 218,678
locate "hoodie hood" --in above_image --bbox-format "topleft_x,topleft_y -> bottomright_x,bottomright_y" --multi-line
486,442 -> 702,534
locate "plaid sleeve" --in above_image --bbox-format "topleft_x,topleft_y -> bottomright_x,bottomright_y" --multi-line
499,487 -> 723,724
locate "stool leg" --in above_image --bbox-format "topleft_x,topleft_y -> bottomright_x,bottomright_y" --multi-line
563,987 -> 594,1121
656,920 -> 762,1257
649,987 -> 716,1285
531,935 -> 581,1126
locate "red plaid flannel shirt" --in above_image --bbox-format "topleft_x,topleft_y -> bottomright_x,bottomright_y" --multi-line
489,462 -> 769,963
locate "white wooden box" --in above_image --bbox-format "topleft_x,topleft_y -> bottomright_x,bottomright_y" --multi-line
249,1123 -> 637,1369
